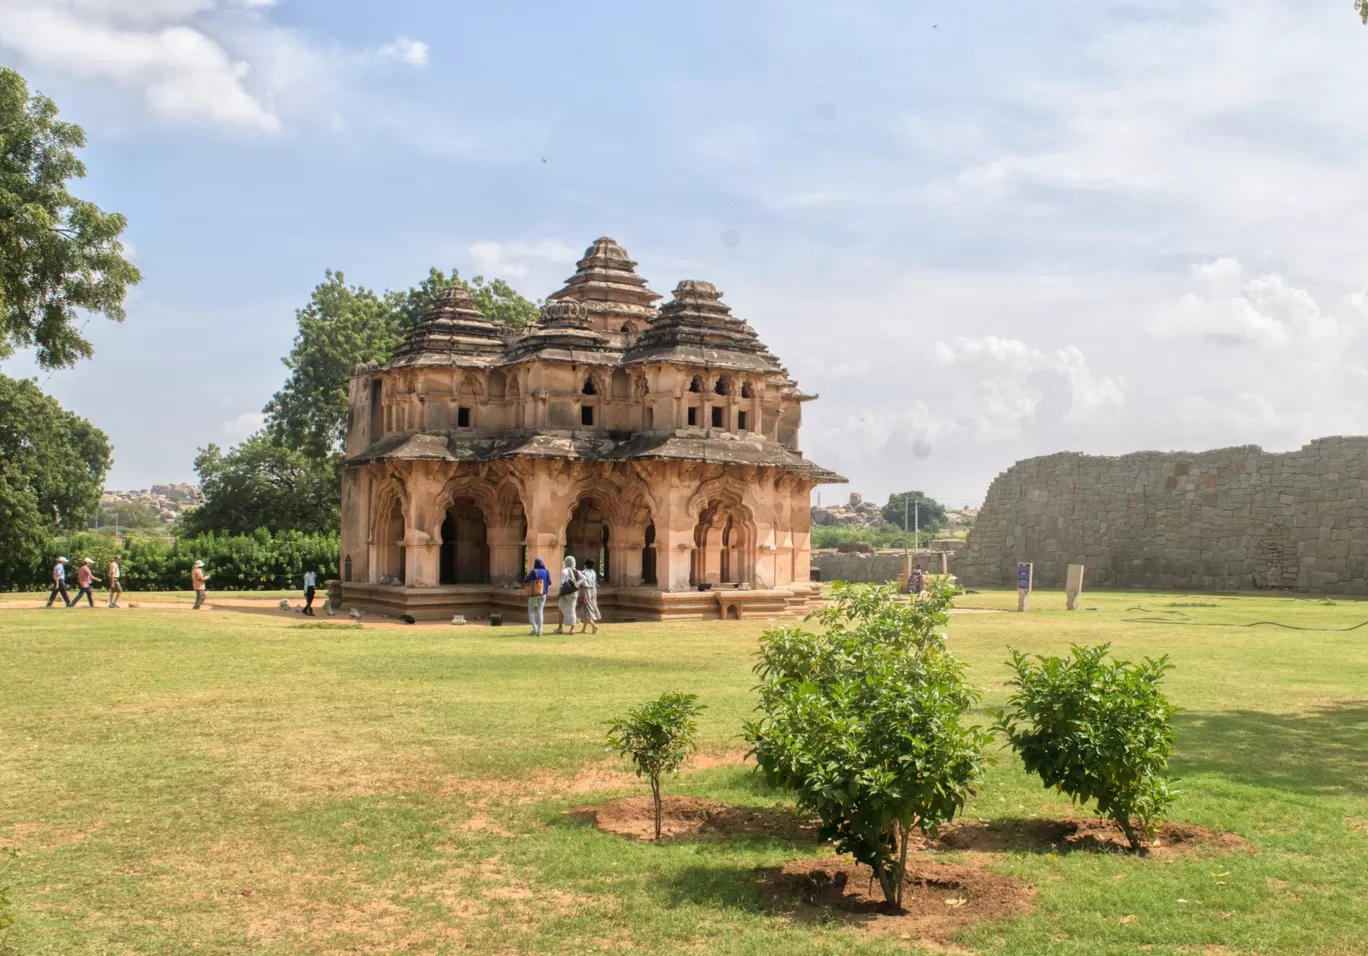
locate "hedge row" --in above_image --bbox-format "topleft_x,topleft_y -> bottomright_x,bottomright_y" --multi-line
5,530 -> 340,592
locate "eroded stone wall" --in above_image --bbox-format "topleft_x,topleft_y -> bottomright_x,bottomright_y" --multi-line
957,437 -> 1368,593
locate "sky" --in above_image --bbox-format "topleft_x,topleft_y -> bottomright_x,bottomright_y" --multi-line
4,0 -> 1368,508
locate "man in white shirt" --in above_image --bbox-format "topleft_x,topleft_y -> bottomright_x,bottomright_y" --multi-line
46,556 -> 71,607
107,555 -> 123,608
303,568 -> 317,616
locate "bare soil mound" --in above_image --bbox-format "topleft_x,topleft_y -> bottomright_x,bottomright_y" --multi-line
575,795 -> 816,842
930,817 -> 1250,857
759,856 -> 1032,942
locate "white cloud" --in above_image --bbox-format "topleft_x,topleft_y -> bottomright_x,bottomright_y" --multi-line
0,0 -> 281,131
1149,258 -> 1343,348
378,36 -> 429,67
469,240 -> 579,279
222,411 -> 264,439
932,336 -> 1125,441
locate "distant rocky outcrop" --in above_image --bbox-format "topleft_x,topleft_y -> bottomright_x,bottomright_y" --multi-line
100,484 -> 204,526
811,492 -> 884,527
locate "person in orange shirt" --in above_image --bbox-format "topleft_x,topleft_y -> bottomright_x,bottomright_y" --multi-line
191,560 -> 210,610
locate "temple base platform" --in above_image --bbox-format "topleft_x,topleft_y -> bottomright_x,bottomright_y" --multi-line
337,582 -> 824,623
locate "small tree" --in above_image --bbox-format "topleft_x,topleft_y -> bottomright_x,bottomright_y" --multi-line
993,644 -> 1180,851
745,582 -> 991,908
606,692 -> 704,840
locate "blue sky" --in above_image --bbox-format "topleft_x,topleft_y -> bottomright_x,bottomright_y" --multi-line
4,0 -> 1368,506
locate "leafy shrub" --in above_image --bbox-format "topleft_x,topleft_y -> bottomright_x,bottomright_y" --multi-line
745,582 -> 992,908
993,644 -> 1180,851
606,692 -> 704,840
0,846 -> 15,947
0,530 -> 338,591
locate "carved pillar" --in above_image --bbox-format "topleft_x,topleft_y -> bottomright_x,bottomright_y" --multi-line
487,519 -> 523,585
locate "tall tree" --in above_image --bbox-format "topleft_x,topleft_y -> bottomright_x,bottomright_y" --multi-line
264,267 -> 538,460
883,491 -> 948,533
179,434 -> 339,536
0,373 -> 111,585
0,68 -> 139,369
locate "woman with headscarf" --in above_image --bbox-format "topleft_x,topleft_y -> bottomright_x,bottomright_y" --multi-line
523,557 -> 551,636
554,555 -> 581,634
577,558 -> 601,634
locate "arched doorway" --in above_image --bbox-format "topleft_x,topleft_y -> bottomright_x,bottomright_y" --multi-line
691,498 -> 754,587
377,498 -> 406,584
642,521 -> 657,586
565,497 -> 610,581
440,497 -> 490,584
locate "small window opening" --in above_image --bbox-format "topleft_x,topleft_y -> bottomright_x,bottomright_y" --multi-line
711,406 -> 724,428
740,383 -> 753,398
688,377 -> 702,393
620,323 -> 632,333
646,407 -> 654,429
687,407 -> 698,426
457,406 -> 471,428
737,410 -> 748,431
582,379 -> 597,395
714,378 -> 729,395
343,555 -> 352,583
581,405 -> 595,426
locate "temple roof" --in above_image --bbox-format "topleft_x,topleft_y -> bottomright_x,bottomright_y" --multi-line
502,298 -> 614,365
345,429 -> 845,483
546,236 -> 661,330
387,284 -> 507,368
621,280 -> 784,373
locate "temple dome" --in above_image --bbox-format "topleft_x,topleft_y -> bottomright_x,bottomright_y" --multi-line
547,236 -> 661,332
622,279 -> 782,373
504,298 -> 609,361
387,284 -> 507,367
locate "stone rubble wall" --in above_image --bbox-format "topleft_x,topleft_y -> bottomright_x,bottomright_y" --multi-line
956,437 -> 1368,593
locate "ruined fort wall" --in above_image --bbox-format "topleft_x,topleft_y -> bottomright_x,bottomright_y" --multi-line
956,437 -> 1368,593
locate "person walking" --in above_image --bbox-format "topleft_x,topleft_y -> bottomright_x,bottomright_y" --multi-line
107,555 -> 123,608
191,560 -> 210,610
74,558 -> 101,607
554,555 -> 581,634
908,563 -> 924,596
577,558 -> 601,634
523,557 -> 551,636
302,567 -> 317,616
46,556 -> 71,607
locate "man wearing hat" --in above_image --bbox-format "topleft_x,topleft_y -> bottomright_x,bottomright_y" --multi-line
191,560 -> 210,610
107,555 -> 124,608
74,557 -> 102,607
46,556 -> 71,607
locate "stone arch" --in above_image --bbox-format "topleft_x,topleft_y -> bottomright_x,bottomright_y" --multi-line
440,496 -> 490,584
610,368 -> 631,400
565,476 -> 656,586
687,479 -> 760,588
713,375 -> 731,396
370,478 -> 409,584
688,375 -> 702,393
487,369 -> 507,399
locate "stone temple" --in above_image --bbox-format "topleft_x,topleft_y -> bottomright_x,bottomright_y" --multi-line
337,237 -> 844,620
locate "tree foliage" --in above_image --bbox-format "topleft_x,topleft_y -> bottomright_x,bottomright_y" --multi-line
606,692 -> 704,840
745,583 -> 992,908
0,373 -> 110,588
179,434 -> 340,536
993,644 -> 1180,851
1360,0 -> 1367,24
882,491 -> 947,533
2,530 -> 338,592
264,267 -> 538,459
0,68 -> 140,369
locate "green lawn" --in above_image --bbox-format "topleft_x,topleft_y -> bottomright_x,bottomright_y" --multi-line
3,589 -> 1368,954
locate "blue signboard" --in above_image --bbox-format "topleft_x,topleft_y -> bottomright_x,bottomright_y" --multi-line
1017,563 -> 1032,590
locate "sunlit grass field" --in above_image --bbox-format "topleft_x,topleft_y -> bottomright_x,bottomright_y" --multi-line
3,589 -> 1368,954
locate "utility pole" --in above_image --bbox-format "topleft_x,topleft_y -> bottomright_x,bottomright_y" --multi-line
914,498 -> 920,553
903,495 -> 909,557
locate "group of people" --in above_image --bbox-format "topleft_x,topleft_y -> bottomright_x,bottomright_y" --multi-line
47,556 -> 213,609
46,555 -> 122,608
522,555 -> 602,637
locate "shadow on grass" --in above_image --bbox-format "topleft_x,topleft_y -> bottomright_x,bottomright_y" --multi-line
1174,700 -> 1368,796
